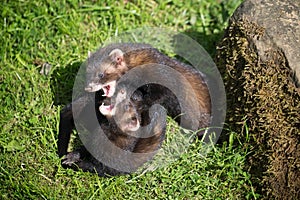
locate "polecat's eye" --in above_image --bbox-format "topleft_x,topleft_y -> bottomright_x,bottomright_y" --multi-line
132,93 -> 142,102
124,104 -> 129,111
98,73 -> 104,79
132,95 -> 138,101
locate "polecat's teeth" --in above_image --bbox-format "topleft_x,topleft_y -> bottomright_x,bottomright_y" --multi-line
102,88 -> 108,96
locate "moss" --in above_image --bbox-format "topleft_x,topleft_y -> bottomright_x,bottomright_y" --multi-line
215,18 -> 300,199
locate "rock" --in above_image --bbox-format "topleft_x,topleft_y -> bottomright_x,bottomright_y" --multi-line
215,0 -> 300,199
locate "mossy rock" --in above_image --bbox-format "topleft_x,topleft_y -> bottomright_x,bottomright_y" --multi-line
215,0 -> 300,199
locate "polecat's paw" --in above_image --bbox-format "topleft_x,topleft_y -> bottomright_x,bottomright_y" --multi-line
62,151 -> 81,166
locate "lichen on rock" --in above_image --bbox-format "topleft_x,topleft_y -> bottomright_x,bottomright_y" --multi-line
215,0 -> 300,199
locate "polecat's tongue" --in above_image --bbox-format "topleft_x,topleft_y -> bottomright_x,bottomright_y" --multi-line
104,85 -> 110,96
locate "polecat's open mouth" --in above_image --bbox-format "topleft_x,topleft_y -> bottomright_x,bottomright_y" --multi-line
102,80 -> 116,97
99,103 -> 115,116
103,85 -> 110,96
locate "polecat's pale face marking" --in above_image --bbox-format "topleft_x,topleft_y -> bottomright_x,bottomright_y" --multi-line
85,49 -> 126,97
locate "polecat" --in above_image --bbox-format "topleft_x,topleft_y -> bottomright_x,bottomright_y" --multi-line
84,44 -> 211,131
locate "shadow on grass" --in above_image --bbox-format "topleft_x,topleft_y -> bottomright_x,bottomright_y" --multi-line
50,61 -> 89,161
51,61 -> 83,106
182,29 -> 224,58
181,28 -> 230,144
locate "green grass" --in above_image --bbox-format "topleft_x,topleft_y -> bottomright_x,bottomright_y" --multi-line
0,0 -> 260,199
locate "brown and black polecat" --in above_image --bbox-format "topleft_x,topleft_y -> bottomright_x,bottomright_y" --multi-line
85,44 -> 211,130
58,87 -> 166,176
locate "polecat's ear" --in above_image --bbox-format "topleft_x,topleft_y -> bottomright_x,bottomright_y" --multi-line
109,49 -> 124,65
127,118 -> 140,132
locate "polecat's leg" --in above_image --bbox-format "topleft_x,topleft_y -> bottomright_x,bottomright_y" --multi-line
58,103 -> 74,157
